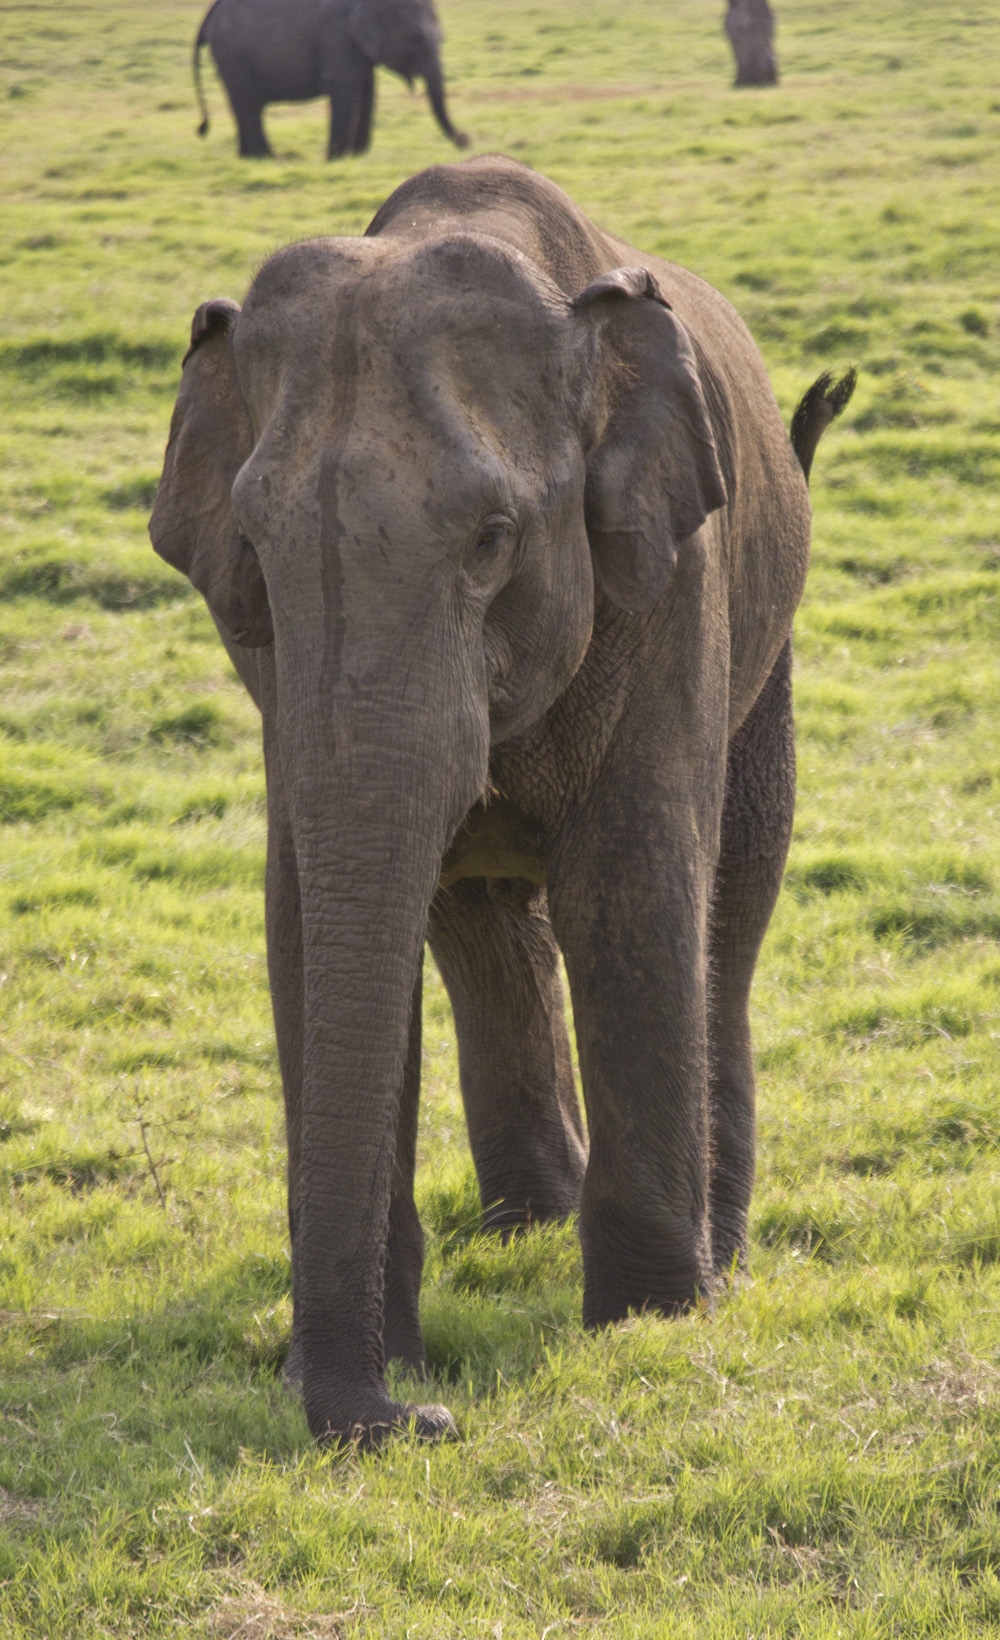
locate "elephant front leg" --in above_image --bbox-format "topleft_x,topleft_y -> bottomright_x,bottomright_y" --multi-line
382,957 -> 428,1375
429,877 -> 587,1233
351,67 -> 375,155
262,736 -> 307,1393
708,638 -> 795,1276
326,66 -> 374,158
549,794 -> 719,1323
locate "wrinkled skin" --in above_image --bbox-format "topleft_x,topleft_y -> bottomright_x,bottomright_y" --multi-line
194,0 -> 468,158
150,156 -> 811,1449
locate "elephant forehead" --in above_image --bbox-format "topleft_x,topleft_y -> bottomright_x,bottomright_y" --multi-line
355,241 -> 588,455
369,234 -> 572,349
234,235 -> 593,498
244,237 -> 382,314
243,233 -> 577,380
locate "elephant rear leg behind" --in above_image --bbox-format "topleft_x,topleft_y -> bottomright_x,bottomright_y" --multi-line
226,81 -> 272,156
708,636 -> 796,1276
261,722 -> 307,1392
382,957 -> 428,1375
327,64 -> 375,158
428,877 -> 587,1233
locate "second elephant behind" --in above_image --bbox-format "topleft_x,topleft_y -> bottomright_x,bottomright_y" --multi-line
194,0 -> 468,158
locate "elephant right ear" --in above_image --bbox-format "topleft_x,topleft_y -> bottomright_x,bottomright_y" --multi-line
149,298 -> 273,648
572,268 -> 728,614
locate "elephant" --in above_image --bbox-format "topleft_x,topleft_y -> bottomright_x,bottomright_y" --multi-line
193,0 -> 468,159
724,0 -> 779,88
150,155 -> 852,1449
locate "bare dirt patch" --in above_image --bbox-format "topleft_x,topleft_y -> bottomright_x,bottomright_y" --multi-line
208,1580 -> 357,1640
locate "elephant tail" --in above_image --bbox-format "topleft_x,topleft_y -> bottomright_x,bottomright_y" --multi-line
194,3 -> 224,137
790,367 -> 856,483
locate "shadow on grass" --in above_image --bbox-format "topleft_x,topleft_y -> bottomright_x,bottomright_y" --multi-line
3,1212 -> 582,1478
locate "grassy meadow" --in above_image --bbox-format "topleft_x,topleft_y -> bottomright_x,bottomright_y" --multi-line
2,0 -> 1000,1632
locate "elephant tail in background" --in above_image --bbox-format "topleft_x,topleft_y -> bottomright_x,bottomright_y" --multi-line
194,1 -> 225,137
790,367 -> 857,483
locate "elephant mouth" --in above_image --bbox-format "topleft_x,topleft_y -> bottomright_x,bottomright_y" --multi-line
485,625 -> 516,715
439,798 -> 547,889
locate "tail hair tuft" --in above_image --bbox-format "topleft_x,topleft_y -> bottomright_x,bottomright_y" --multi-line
790,366 -> 857,483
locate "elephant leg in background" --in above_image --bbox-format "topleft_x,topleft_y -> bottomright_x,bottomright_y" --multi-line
550,747 -> 725,1324
351,66 -> 375,155
707,636 -> 795,1277
428,878 -> 587,1232
262,725 -> 306,1390
223,79 -> 273,157
327,64 -> 375,158
382,958 -> 428,1375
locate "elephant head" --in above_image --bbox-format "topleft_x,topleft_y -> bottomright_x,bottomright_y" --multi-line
349,0 -> 467,147
150,221 -> 725,1445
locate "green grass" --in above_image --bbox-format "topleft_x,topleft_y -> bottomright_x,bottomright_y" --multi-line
2,0 -> 1000,1633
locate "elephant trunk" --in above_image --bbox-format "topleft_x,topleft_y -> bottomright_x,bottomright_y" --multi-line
423,55 -> 467,148
273,593 -> 487,1442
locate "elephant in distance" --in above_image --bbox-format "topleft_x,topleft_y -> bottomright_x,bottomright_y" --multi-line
150,155 -> 852,1449
725,0 -> 779,88
194,0 -> 468,158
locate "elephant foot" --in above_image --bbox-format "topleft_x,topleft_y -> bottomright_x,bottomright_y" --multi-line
383,1320 -> 429,1379
307,1391 -> 457,1451
582,1243 -> 715,1325
283,1333 -> 305,1398
480,1189 -> 582,1238
710,1212 -> 750,1282
711,1240 -> 750,1284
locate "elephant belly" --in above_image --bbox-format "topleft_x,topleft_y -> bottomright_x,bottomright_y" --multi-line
214,11 -> 323,102
439,800 -> 547,888
250,52 -> 322,102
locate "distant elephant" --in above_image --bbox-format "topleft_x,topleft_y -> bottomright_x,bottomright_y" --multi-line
725,0 -> 778,87
194,0 -> 468,158
150,156 -> 851,1449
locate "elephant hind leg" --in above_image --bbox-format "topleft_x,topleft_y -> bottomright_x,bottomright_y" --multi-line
429,877 -> 587,1234
708,636 -> 795,1276
227,89 -> 272,156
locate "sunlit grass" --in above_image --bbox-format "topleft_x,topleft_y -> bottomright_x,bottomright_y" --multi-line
2,0 -> 1000,1634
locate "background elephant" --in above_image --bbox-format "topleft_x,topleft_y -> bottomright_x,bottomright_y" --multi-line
194,0 -> 468,158
725,0 -> 779,87
150,155 -> 849,1450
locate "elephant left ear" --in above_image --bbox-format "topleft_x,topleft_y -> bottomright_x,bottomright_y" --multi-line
348,0 -> 384,60
150,298 -> 273,648
572,266 -> 728,614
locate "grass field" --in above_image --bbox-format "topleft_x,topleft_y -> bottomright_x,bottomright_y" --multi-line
2,0 -> 1000,1633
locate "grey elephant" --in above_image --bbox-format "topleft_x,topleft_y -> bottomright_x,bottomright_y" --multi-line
150,156 -> 851,1449
194,0 -> 468,158
724,0 -> 778,88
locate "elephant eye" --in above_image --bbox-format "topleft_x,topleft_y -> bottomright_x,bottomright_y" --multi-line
473,514 -> 515,554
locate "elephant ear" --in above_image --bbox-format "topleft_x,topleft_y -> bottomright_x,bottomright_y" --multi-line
348,0 -> 385,62
149,299 -> 273,647
572,266 -> 727,614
